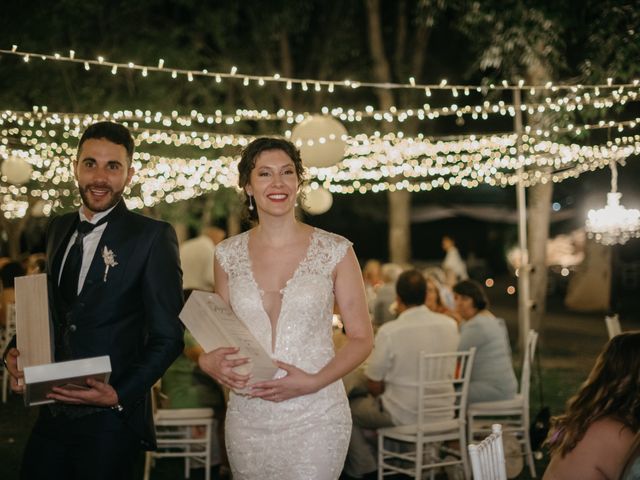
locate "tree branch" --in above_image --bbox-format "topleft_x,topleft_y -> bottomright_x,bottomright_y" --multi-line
394,0 -> 408,78
279,33 -> 295,110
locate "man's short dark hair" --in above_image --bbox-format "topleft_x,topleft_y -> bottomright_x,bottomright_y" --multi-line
396,269 -> 426,307
453,279 -> 489,310
77,121 -> 135,164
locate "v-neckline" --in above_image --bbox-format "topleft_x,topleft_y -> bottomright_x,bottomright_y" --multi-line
245,227 -> 317,353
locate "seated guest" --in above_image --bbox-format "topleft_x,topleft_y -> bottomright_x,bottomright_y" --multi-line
453,280 -> 517,403
543,332 -> 640,480
371,263 -> 403,328
344,269 -> 460,478
362,259 -> 382,312
423,266 -> 456,310
424,273 -> 459,323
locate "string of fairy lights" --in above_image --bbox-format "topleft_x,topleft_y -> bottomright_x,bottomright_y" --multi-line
1,84 -> 637,127
3,46 -> 640,93
3,108 -> 639,153
2,126 -> 638,217
0,45 -> 639,218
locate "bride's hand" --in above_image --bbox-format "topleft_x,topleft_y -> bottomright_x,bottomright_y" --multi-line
248,360 -> 318,402
198,347 -> 251,390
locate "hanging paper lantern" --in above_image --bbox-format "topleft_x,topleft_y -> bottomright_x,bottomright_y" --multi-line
1,155 -> 33,185
291,115 -> 347,168
302,187 -> 333,215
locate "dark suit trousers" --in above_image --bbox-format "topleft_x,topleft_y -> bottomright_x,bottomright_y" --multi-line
21,407 -> 141,480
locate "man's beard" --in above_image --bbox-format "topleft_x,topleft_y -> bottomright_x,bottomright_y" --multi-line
78,183 -> 124,213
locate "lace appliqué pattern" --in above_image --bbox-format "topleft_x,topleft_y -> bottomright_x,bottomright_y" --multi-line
215,228 -> 352,480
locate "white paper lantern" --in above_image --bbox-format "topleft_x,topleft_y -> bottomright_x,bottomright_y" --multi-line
291,115 -> 347,168
1,155 -> 33,185
302,187 -> 333,215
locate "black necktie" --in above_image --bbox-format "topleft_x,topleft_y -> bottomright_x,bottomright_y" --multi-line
59,221 -> 100,305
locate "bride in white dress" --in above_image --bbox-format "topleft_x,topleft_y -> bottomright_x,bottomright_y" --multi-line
198,137 -> 373,479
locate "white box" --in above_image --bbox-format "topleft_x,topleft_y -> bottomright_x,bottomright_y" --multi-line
23,355 -> 112,406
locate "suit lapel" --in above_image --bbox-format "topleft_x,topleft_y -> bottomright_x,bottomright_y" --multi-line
50,214 -> 79,281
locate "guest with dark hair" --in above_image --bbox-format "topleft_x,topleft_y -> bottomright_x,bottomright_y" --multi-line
544,332 -> 640,480
453,279 -> 517,403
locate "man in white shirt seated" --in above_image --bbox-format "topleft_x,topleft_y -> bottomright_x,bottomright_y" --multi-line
343,269 -> 460,479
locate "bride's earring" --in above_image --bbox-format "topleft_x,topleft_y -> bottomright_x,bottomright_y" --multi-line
248,194 -> 254,211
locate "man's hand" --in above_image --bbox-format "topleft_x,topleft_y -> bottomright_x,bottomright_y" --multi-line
48,378 -> 119,408
5,347 -> 25,394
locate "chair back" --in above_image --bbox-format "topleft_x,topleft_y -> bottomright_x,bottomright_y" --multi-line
468,423 -> 507,480
605,314 -> 622,339
416,348 -> 476,428
519,329 -> 538,400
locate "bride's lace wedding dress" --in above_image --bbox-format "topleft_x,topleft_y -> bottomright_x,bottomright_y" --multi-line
216,228 -> 352,479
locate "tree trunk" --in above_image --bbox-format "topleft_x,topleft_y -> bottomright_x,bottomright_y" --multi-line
528,180 -> 552,330
526,58 -> 554,331
365,0 -> 412,263
388,189 -> 411,263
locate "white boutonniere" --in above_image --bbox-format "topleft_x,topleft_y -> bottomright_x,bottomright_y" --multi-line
101,246 -> 118,282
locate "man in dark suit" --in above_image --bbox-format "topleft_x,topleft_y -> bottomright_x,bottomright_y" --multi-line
3,121 -> 184,479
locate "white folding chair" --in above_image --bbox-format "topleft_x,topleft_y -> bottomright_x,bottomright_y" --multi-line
468,424 -> 507,480
605,314 -> 622,339
467,329 -> 538,478
144,383 -> 214,480
1,304 -> 16,403
378,348 -> 476,480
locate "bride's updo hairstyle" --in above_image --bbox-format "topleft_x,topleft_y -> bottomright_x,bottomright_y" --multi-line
237,137 -> 306,221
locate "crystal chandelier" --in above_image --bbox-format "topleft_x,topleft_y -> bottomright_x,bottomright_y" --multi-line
586,160 -> 640,245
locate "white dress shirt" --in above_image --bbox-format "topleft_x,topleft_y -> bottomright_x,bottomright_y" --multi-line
58,206 -> 114,294
179,235 -> 216,291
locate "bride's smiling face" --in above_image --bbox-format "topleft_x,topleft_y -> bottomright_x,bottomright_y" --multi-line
246,149 -> 299,217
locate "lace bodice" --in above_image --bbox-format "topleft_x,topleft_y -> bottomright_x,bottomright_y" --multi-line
216,227 -> 350,372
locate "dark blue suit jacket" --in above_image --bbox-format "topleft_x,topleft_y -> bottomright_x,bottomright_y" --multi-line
46,200 -> 184,449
